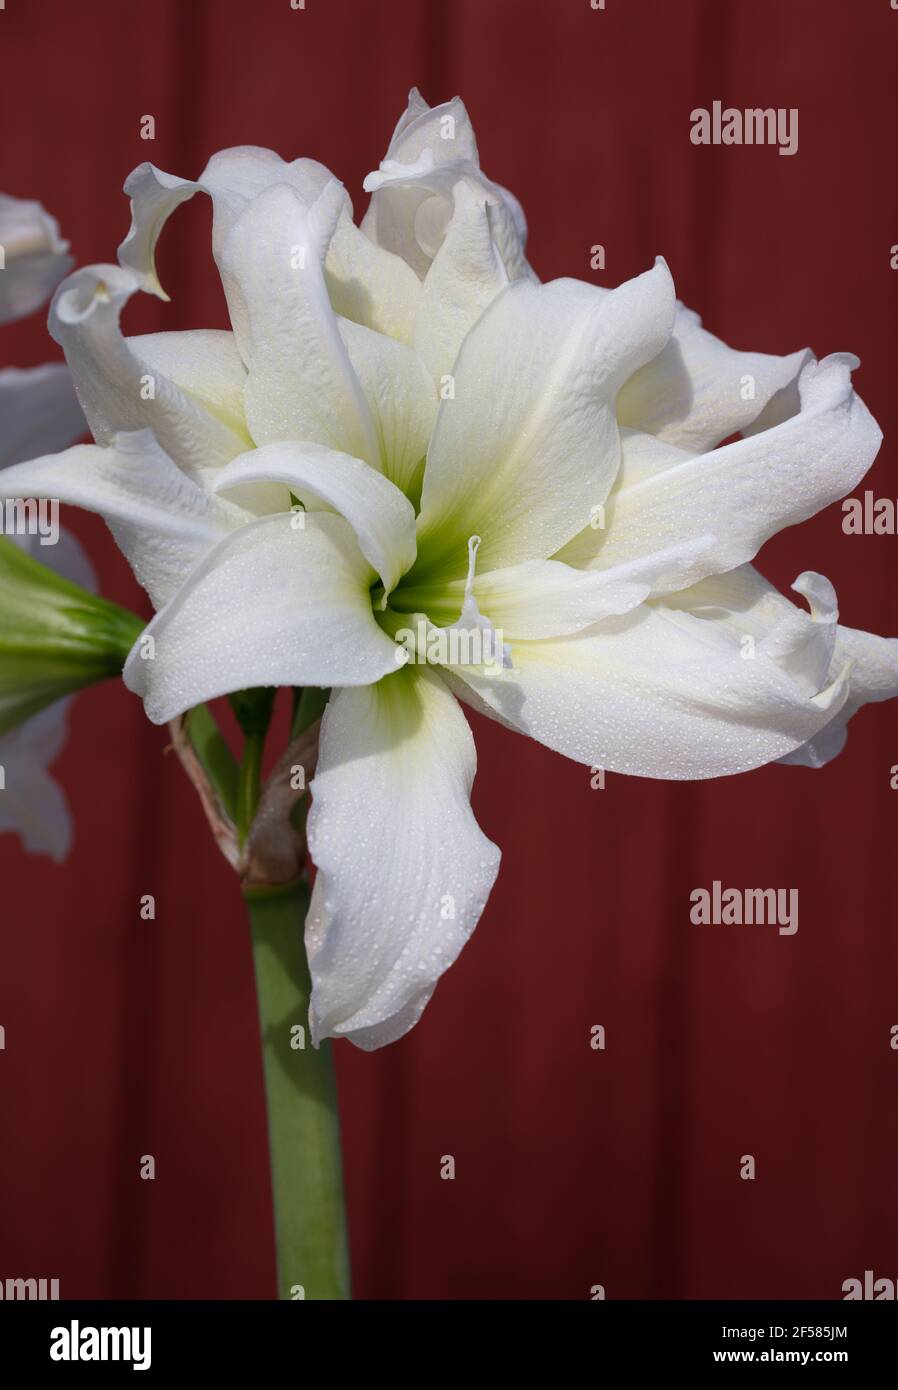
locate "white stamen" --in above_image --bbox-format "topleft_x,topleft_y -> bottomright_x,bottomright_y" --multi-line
459,534 -> 483,623
445,534 -> 513,669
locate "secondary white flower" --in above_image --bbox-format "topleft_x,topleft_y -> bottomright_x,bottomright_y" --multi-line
0,528 -> 96,861
0,194 -> 73,324
2,93 -> 895,1045
0,362 -> 86,470
0,194 -> 85,466
0,193 -> 87,859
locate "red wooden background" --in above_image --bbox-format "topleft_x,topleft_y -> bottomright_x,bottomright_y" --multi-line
1,0 -> 896,1298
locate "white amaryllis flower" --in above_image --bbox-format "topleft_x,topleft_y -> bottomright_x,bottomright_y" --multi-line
0,193 -> 88,858
0,528 -> 97,861
2,90 -> 896,1046
0,194 -> 73,324
0,193 -> 85,467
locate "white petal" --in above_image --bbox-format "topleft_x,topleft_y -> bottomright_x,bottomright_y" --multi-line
378,89 -> 480,167
119,151 -> 423,355
676,566 -> 898,769
49,266 -> 247,480
663,566 -> 839,695
617,300 -> 813,451
831,624 -> 898,714
199,147 -> 337,248
123,512 -> 402,723
777,721 -> 848,768
558,356 -> 882,595
213,441 -> 417,596
338,317 -> 436,493
306,665 -> 500,1049
0,751 -> 72,861
128,329 -> 249,439
779,619 -> 898,767
393,542 -> 711,639
128,329 -> 281,508
0,702 -> 73,861
0,194 -> 73,324
0,364 -> 85,468
412,178 -> 510,385
412,260 -> 676,580
449,597 -> 851,780
483,186 -> 533,284
203,151 -> 346,353
117,149 -> 339,298
326,206 -> 422,346
116,164 -> 200,298
388,86 -> 438,145
0,430 -> 250,608
219,182 -> 381,468
361,88 -> 529,280
361,92 -> 479,275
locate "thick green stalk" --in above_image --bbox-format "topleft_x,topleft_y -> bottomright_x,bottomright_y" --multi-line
244,878 -> 351,1300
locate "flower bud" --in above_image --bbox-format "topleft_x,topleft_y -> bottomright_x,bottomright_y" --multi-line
0,535 -> 143,735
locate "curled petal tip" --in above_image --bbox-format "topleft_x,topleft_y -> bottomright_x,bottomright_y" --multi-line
791,572 -> 838,623
51,264 -> 133,328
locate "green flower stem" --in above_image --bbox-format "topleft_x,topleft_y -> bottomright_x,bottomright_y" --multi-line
291,685 -> 329,741
183,703 -> 240,821
236,729 -> 265,847
244,878 -> 351,1300
228,687 -> 277,846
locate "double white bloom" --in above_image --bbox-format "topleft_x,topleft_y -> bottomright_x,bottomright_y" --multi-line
3,90 -> 896,1046
0,195 -> 87,859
